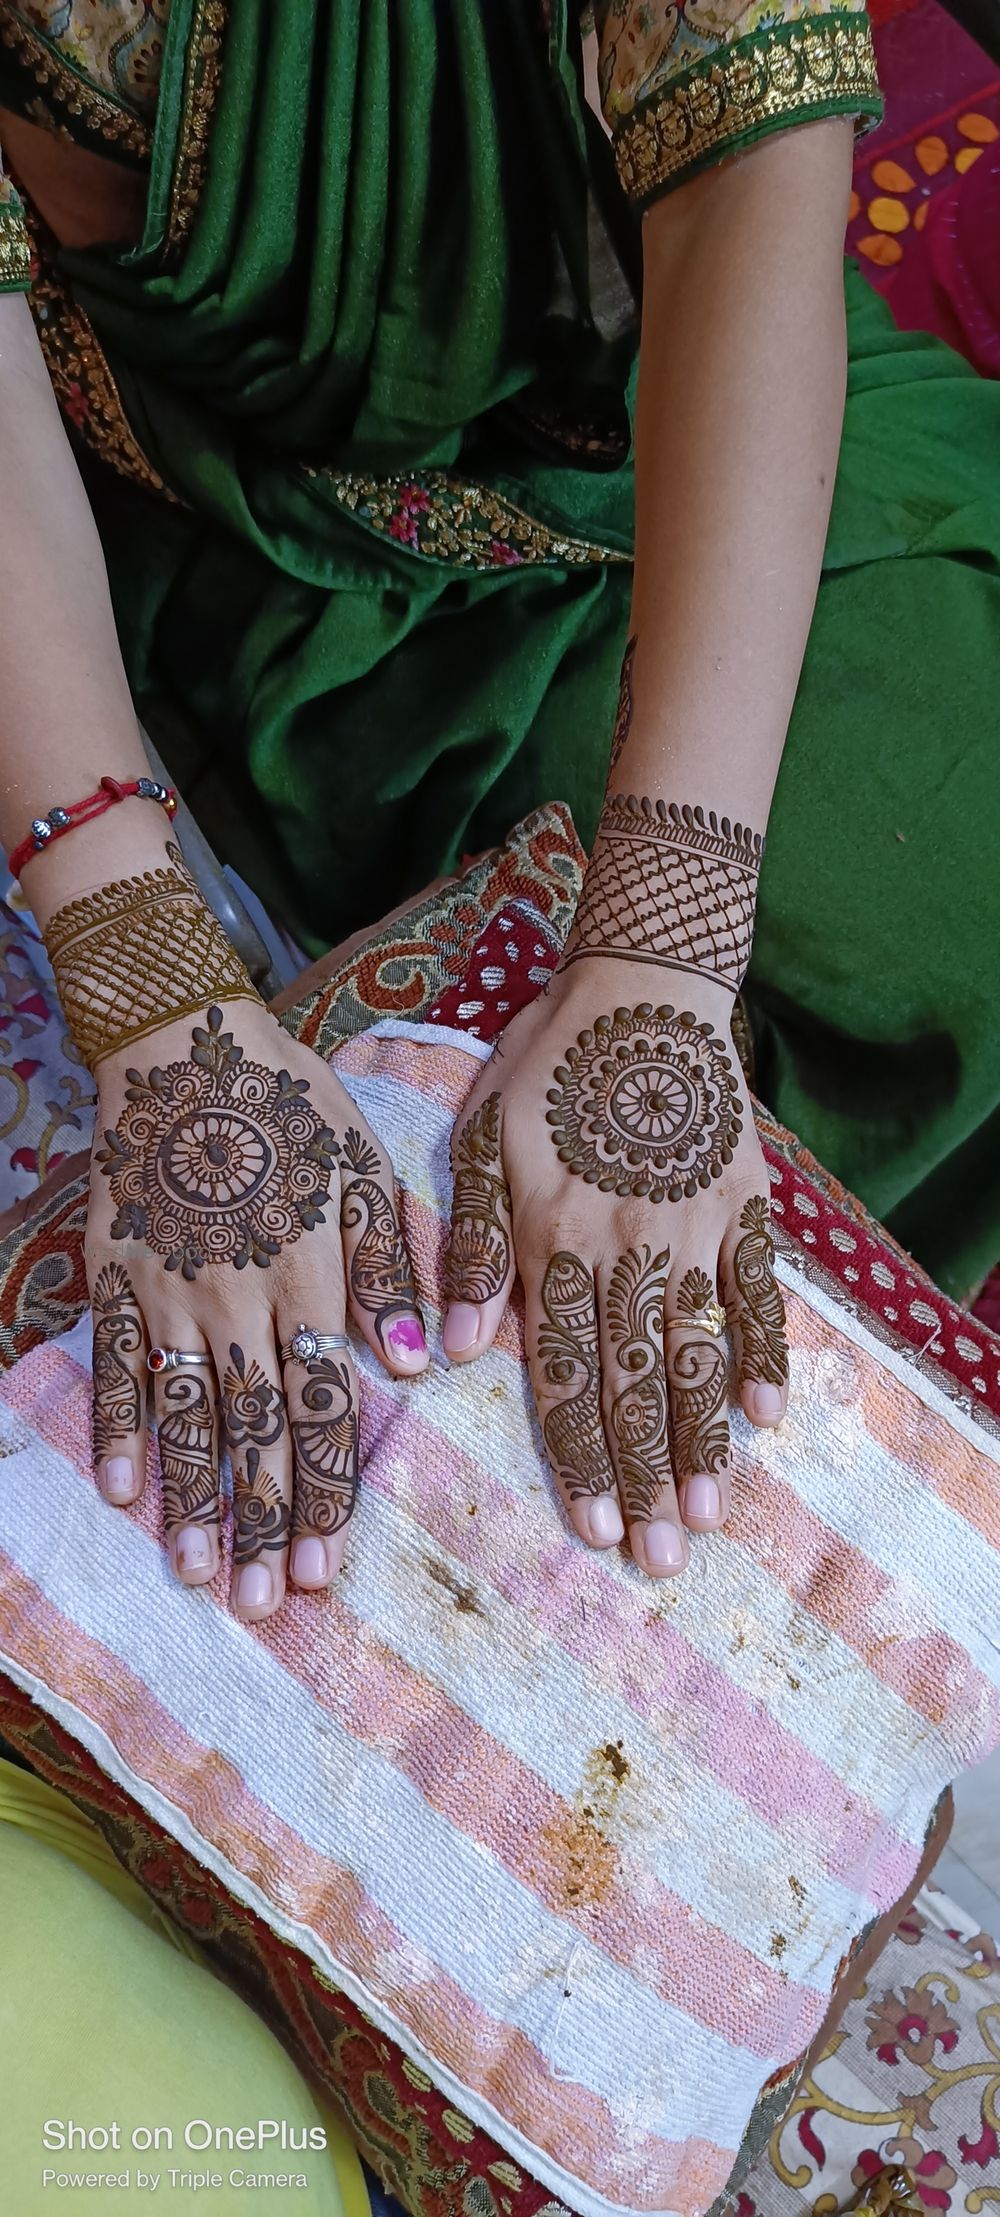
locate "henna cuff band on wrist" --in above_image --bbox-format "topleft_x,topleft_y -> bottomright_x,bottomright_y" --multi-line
43,843 -> 258,1067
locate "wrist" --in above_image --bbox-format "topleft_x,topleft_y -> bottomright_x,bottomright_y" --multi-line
568,791 -> 762,993
19,801 -> 178,932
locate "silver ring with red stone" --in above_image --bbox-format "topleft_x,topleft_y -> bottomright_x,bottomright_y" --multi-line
282,1327 -> 350,1365
147,1346 -> 214,1374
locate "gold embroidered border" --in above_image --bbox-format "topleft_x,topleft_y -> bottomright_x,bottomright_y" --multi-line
0,204 -> 31,287
0,13 -> 152,161
23,201 -> 179,502
614,15 -> 881,204
313,468 -> 631,571
165,0 -> 228,259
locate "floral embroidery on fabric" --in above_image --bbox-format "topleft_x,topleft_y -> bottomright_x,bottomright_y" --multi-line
0,168 -> 31,287
4,2 -> 170,121
595,0 -> 881,201
310,469 -> 630,572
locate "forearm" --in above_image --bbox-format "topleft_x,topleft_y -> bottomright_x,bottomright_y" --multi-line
617,118 -> 854,827
0,292 -> 165,925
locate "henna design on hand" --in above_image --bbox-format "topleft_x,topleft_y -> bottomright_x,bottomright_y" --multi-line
96,1006 -> 337,1279
232,1447 -> 291,1564
607,636 -> 636,777
291,1355 -> 359,1536
606,1246 -> 672,1521
92,1262 -> 143,1459
337,1128 -> 417,1349
732,1196 -> 788,1385
538,1252 -> 612,1502
222,1343 -> 285,1449
44,842 -> 255,1068
545,1002 -> 743,1203
666,1267 -> 729,1478
445,1092 -> 512,1305
157,1371 -> 217,1531
568,798 -> 764,990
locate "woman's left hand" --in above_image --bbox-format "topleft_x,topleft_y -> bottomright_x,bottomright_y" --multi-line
441,955 -> 789,1578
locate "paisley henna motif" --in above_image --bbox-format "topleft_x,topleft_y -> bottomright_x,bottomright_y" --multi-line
445,1093 -> 512,1305
605,1247 -> 673,1521
91,1262 -> 143,1460
337,1128 -> 418,1349
291,1355 -> 359,1536
156,1371 -> 217,1532
537,1252 -> 612,1502
666,1267 -> 730,1477
732,1195 -> 789,1385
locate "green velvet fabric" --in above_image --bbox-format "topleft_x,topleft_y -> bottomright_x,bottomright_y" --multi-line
49,0 -> 1000,1299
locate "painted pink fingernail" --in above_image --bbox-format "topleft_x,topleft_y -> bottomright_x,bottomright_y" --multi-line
749,1382 -> 785,1424
642,1521 -> 685,1573
585,1496 -> 625,1547
387,1317 -> 428,1369
103,1457 -> 135,1503
291,1536 -> 329,1587
236,1564 -> 272,1611
443,1303 -> 481,1355
177,1528 -> 212,1573
684,1475 -> 721,1523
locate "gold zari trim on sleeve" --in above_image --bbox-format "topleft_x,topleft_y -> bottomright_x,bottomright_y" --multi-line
165,0 -> 228,259
0,207 -> 31,287
0,14 -> 152,159
613,16 -> 881,203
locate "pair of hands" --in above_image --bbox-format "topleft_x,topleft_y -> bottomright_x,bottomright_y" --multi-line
88,958 -> 789,1620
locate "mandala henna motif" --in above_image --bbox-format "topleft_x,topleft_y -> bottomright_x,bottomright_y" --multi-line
445,1092 -> 512,1305
337,1128 -> 417,1348
232,1446 -> 291,1564
545,1002 -> 743,1203
567,797 -> 764,989
92,1262 -> 143,1459
96,1006 -> 337,1280
607,635 -> 636,776
606,1247 -> 673,1521
537,1252 -> 612,1502
291,1355 -> 359,1536
732,1195 -> 789,1385
666,1267 -> 730,1477
222,1343 -> 285,1449
156,1371 -> 217,1531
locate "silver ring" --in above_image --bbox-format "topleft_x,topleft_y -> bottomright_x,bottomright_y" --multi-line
282,1326 -> 350,1365
147,1347 -> 213,1374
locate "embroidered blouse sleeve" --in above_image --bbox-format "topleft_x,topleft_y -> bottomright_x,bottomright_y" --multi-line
0,147 -> 31,292
595,0 -> 882,210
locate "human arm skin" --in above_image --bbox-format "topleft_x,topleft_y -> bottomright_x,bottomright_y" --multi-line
442,120 -> 855,1579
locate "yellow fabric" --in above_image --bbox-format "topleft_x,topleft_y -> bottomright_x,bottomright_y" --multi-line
594,0 -> 882,204
0,1755 -> 371,2217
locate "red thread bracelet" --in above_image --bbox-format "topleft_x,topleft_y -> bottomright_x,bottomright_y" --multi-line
8,775 -> 178,880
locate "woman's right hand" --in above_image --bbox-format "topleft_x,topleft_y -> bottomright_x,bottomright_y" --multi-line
86,991 -> 428,1621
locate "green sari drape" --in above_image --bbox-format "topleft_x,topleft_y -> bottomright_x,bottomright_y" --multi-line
39,0 -> 1000,1300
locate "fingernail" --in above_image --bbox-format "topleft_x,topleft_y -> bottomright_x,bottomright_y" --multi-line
236,1563 -> 272,1611
748,1382 -> 785,1424
684,1475 -> 721,1524
584,1495 -> 625,1547
387,1317 -> 428,1370
443,1303 -> 481,1355
291,1536 -> 329,1587
177,1528 -> 212,1572
103,1456 -> 135,1503
641,1521 -> 685,1573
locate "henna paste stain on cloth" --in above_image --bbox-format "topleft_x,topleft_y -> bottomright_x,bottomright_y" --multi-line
732,1195 -> 789,1384
568,798 -> 764,989
606,1246 -> 672,1522
91,1261 -> 143,1458
545,1002 -> 743,1202
537,1251 -> 611,1502
96,1006 -> 337,1279
445,1091 -> 512,1305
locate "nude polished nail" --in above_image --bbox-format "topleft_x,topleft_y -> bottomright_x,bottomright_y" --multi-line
177,1528 -> 212,1572
749,1381 -> 785,1424
641,1521 -> 685,1573
291,1536 -> 329,1586
103,1457 -> 135,1502
684,1475 -> 721,1523
236,1564 -> 272,1611
442,1304 -> 481,1355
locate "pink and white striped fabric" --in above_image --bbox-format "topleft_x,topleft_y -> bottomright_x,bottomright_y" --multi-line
0,1018 -> 998,2217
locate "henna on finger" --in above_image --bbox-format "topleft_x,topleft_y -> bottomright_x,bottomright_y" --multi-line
96,1006 -> 338,1280
92,1262 -> 144,1459
220,1343 -> 290,1564
666,1267 -> 730,1479
567,799 -> 763,990
445,1092 -> 513,1304
731,1197 -> 789,1385
156,1370 -> 218,1531
605,1246 -> 673,1521
290,1355 -> 359,1537
537,1253 -> 612,1502
222,1343 -> 285,1449
232,1448 -> 291,1564
546,1003 -> 743,1203
337,1128 -> 418,1350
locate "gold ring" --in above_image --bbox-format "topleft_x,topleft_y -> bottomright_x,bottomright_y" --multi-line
664,1302 -> 728,1338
